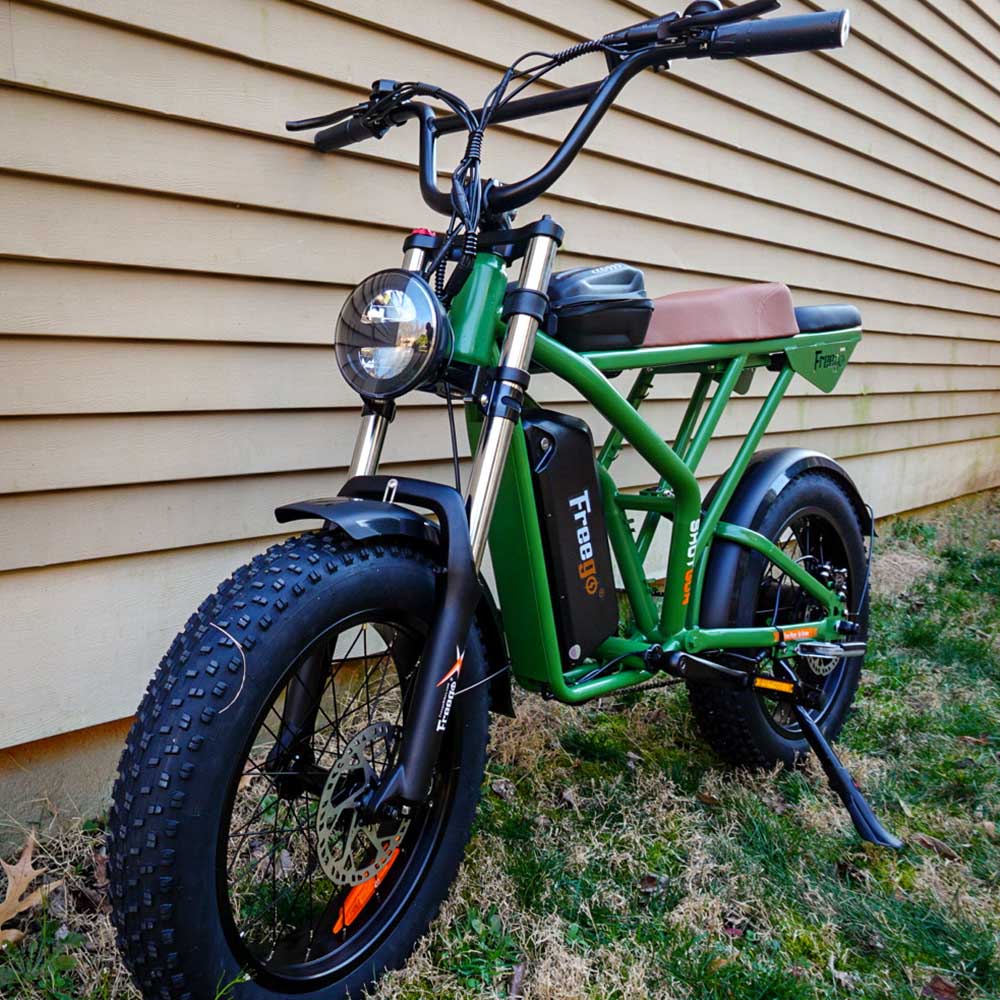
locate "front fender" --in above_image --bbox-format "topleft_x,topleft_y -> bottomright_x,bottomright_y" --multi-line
275,489 -> 514,717
275,495 -> 437,544
701,448 -> 871,629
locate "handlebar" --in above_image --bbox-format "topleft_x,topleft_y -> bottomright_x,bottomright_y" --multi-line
315,115 -> 381,152
708,10 -> 850,59
294,5 -> 850,218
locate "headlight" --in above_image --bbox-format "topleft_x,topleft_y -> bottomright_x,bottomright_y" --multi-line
335,270 -> 452,400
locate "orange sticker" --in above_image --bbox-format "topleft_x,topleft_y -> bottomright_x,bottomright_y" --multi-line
783,627 -> 818,642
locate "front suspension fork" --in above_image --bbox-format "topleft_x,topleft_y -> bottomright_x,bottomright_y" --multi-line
316,234 -> 557,818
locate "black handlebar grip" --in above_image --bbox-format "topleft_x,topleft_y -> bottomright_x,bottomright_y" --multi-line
314,115 -> 378,152
709,10 -> 850,59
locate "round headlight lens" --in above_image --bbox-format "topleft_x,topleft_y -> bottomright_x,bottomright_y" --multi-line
335,270 -> 452,400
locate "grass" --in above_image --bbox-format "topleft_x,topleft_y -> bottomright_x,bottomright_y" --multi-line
2,492 -> 999,999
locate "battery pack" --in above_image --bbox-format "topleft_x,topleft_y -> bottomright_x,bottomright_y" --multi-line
523,409 -> 618,664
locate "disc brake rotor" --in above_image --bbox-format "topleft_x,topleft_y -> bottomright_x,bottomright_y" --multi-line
801,651 -> 840,677
316,722 -> 409,886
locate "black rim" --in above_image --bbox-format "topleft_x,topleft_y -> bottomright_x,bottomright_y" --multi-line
215,609 -> 459,990
752,506 -> 854,737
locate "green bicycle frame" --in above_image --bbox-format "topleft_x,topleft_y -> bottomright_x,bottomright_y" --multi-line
452,254 -> 861,704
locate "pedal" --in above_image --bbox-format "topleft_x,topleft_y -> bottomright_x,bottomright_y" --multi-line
796,640 -> 866,659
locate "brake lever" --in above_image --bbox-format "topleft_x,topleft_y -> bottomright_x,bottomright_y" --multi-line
662,0 -> 781,36
285,103 -> 368,132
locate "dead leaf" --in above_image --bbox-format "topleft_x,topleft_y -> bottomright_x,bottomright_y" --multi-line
492,778 -> 516,802
921,974 -> 960,1000
707,955 -> 733,973
987,539 -> 1000,552
722,918 -> 745,939
0,832 -> 62,948
625,751 -> 642,772
93,850 -> 108,886
898,798 -> 914,818
696,791 -> 722,807
560,787 -> 581,815
534,814 -> 552,830
638,873 -> 667,895
46,881 -> 68,920
788,965 -> 808,979
913,832 -> 960,860
864,930 -> 886,952
958,735 -> 991,746
508,961 -> 526,998
828,953 -> 858,990
980,820 -> 996,839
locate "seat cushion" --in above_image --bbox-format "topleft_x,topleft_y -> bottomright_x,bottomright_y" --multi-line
794,304 -> 862,333
644,282 -> 798,347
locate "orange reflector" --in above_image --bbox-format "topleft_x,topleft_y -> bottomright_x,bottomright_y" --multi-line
754,677 -> 796,695
333,848 -> 401,934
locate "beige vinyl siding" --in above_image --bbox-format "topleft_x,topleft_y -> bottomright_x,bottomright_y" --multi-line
1,0 -> 999,752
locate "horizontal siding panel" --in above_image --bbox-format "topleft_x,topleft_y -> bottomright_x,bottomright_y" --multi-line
5,334 -> 1000,416
827,2 -> 1000,128
4,413 -> 999,572
0,0 -> 998,755
0,535 -> 276,747
4,259 -> 1000,348
5,87 -> 999,290
925,0 -> 1000,92
4,174 -> 998,318
7,390 -> 1000,494
7,0 -> 1000,249
759,0 -> 1000,162
481,0 -> 1000,206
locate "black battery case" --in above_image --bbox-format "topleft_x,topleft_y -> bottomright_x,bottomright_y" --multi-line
522,409 -> 619,665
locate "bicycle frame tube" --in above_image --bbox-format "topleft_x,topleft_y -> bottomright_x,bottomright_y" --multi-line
446,255 -> 858,704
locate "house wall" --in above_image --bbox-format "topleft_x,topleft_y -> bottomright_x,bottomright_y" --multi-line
1,0 -> 998,820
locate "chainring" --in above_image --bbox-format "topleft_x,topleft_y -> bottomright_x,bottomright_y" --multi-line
316,721 -> 409,886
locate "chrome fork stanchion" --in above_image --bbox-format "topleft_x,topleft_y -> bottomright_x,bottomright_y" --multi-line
346,246 -> 428,479
465,234 -> 558,568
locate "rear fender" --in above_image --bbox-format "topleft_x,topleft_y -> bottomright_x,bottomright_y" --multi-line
275,493 -> 514,717
701,448 -> 871,629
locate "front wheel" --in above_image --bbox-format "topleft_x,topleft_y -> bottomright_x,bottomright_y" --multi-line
689,471 -> 869,768
108,532 -> 490,1000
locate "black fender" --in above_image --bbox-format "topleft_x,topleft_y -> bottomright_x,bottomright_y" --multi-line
700,448 -> 871,629
275,491 -> 514,717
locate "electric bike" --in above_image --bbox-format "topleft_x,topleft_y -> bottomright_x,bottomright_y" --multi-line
109,4 -> 901,997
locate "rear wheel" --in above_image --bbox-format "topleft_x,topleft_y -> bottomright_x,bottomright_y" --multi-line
688,472 -> 868,768
108,532 -> 490,999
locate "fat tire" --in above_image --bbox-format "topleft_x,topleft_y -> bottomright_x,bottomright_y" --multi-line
107,531 -> 490,1000
688,472 -> 868,768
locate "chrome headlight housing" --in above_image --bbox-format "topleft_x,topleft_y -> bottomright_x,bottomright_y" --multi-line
335,270 -> 452,400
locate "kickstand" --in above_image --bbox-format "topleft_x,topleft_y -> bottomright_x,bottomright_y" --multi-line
792,704 -> 903,849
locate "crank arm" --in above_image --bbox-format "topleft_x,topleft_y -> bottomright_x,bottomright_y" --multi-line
655,650 -> 824,709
